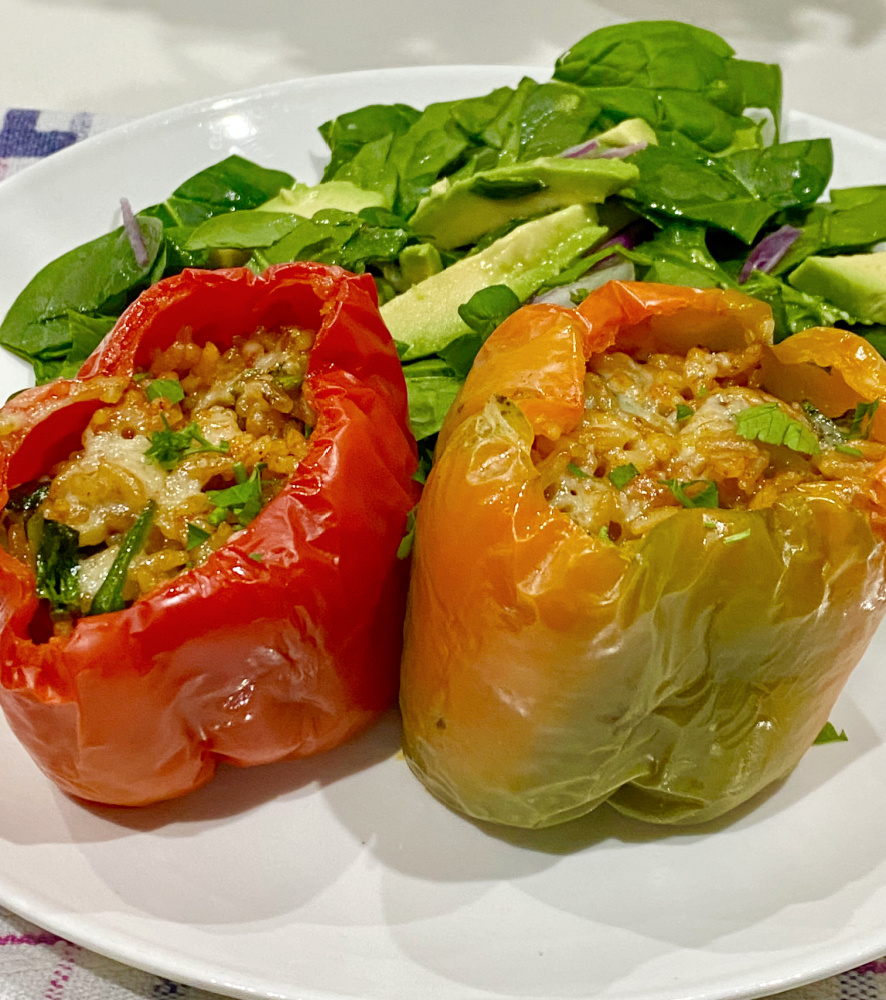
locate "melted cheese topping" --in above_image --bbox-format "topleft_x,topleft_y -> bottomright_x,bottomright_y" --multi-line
539,345 -> 886,542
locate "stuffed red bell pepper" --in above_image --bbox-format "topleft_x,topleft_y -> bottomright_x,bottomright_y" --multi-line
0,261 -> 419,806
400,281 -> 886,828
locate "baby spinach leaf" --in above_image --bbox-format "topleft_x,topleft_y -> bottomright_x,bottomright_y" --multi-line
319,104 -> 422,180
402,358 -> 463,440
90,501 -> 156,616
457,284 -> 522,337
0,217 -> 163,368
32,517 -> 80,611
185,211 -> 298,250
627,144 -> 820,244
553,21 -> 781,152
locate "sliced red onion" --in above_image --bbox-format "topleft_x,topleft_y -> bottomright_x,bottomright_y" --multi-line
739,224 -> 801,283
598,141 -> 648,159
120,196 -> 149,268
561,138 -> 600,159
532,258 -> 636,307
560,139 -> 647,160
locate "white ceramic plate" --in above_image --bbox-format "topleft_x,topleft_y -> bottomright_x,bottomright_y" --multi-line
2,67 -> 886,1000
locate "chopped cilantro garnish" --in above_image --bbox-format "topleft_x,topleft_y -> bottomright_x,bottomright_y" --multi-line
835,443 -> 864,457
206,463 -> 265,528
272,369 -> 304,392
248,552 -> 265,562
814,721 -> 848,745
848,399 -> 880,440
735,403 -> 820,455
723,528 -> 751,545
675,403 -> 693,421
567,461 -> 589,479
144,417 -> 229,471
145,378 -> 185,404
661,478 -> 719,509
598,525 -> 611,542
609,463 -> 639,489
186,523 -> 211,550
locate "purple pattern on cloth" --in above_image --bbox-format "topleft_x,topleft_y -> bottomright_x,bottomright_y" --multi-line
0,109 -> 81,157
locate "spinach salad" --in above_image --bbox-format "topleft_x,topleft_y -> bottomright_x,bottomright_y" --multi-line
4,19 -> 886,481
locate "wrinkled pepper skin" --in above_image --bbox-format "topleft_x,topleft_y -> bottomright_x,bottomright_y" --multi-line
0,262 -> 419,806
400,282 -> 886,828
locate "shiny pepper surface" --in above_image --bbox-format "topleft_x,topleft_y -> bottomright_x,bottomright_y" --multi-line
400,281 -> 886,828
0,262 -> 419,806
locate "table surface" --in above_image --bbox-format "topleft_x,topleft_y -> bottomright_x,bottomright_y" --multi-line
0,0 -> 884,140
2,2 -> 886,999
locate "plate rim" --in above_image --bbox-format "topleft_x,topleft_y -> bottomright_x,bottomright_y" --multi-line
1,64 -> 886,1000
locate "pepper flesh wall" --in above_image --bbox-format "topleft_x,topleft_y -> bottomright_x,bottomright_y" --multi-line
0,262 -> 419,807
400,281 -> 886,828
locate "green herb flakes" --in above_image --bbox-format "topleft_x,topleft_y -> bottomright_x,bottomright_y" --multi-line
567,462 -> 590,479
723,528 -> 751,545
848,399 -> 880,440
675,403 -> 693,421
609,463 -> 639,489
661,478 -> 719,509
186,523 -> 211,550
145,378 -> 186,404
735,403 -> 820,455
814,721 -> 848,745
145,417 -> 230,471
206,463 -> 265,528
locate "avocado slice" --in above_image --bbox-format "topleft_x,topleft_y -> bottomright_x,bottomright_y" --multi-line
788,252 -> 886,322
410,156 -> 638,250
382,204 -> 607,360
260,179 -> 387,216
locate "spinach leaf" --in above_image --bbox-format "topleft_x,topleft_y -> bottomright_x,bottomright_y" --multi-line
774,186 -> 886,273
90,501 -> 156,616
437,284 -> 522,379
627,140 -> 830,244
31,517 -> 80,611
739,270 -> 856,339
0,217 -> 163,371
636,224 -> 735,287
257,208 -> 410,273
553,21 -> 781,152
158,155 -> 293,215
319,104 -> 422,180
185,211 -> 299,250
402,358 -> 463,440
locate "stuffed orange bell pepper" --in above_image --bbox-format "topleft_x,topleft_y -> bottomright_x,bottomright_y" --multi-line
0,261 -> 419,806
400,281 -> 886,828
